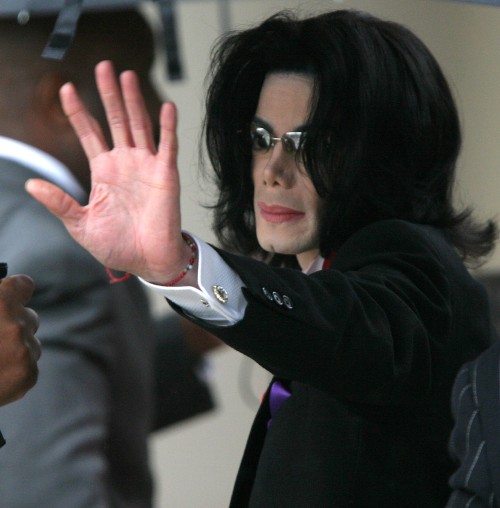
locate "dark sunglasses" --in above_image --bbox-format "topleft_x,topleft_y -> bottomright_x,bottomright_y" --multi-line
250,123 -> 306,157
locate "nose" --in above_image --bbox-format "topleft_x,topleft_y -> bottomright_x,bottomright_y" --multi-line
261,143 -> 296,188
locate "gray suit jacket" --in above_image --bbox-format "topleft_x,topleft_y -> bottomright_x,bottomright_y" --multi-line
0,159 -> 213,508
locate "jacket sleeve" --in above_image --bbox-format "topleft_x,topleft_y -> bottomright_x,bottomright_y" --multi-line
170,220 -> 466,406
446,362 -> 493,507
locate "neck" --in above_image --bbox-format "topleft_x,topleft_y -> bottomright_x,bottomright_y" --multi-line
296,249 -> 321,271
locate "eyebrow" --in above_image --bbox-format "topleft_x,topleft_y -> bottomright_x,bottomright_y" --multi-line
252,115 -> 308,134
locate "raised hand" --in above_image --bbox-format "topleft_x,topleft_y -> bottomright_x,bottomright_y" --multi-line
26,61 -> 193,284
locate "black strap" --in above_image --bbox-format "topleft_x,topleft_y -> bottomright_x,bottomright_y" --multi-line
155,0 -> 183,80
41,0 -> 184,80
41,0 -> 84,60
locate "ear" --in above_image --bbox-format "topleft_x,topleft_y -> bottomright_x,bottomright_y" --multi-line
31,71 -> 70,131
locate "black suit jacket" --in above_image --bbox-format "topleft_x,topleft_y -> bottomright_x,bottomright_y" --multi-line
172,219 -> 494,507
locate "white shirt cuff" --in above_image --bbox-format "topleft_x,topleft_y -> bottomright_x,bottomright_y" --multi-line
139,233 -> 247,326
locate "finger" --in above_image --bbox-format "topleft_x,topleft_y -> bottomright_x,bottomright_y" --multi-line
0,275 -> 35,303
95,60 -> 133,148
60,82 -> 109,159
23,307 -> 40,335
120,71 -> 156,152
29,335 -> 42,362
157,102 -> 179,170
16,341 -> 40,397
20,306 -> 42,362
25,321 -> 42,362
25,179 -> 84,228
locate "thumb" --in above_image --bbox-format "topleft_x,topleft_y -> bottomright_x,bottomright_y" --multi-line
25,179 -> 83,224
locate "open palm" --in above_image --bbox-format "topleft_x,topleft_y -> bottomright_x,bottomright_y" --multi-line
26,61 -> 188,283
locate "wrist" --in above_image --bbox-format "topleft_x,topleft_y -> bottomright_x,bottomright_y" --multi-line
161,233 -> 197,287
106,234 -> 199,287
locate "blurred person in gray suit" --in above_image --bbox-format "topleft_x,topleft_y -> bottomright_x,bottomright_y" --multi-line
0,3 -> 218,507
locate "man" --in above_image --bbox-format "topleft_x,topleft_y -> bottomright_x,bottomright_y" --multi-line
27,9 -> 497,508
0,4 -> 216,507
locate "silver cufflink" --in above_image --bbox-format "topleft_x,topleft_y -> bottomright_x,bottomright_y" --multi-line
212,285 -> 228,304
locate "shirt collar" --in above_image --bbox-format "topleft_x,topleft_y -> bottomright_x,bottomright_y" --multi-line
0,136 -> 87,203
303,255 -> 325,274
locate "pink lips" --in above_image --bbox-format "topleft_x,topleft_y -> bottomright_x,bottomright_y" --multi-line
258,202 -> 305,224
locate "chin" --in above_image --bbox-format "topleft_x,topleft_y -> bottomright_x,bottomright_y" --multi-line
259,239 -> 297,257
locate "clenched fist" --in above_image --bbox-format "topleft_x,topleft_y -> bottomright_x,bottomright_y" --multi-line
0,275 -> 41,406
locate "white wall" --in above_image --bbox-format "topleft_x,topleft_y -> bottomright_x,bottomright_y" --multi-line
145,1 -> 500,506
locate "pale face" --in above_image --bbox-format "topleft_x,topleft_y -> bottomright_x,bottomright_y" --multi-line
252,73 -> 322,270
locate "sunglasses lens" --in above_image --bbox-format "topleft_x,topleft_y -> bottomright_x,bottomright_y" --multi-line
251,126 -> 271,151
283,132 -> 304,156
281,136 -> 295,154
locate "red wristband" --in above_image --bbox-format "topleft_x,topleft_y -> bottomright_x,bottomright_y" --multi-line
106,268 -> 131,284
162,233 -> 198,287
105,234 -> 197,286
